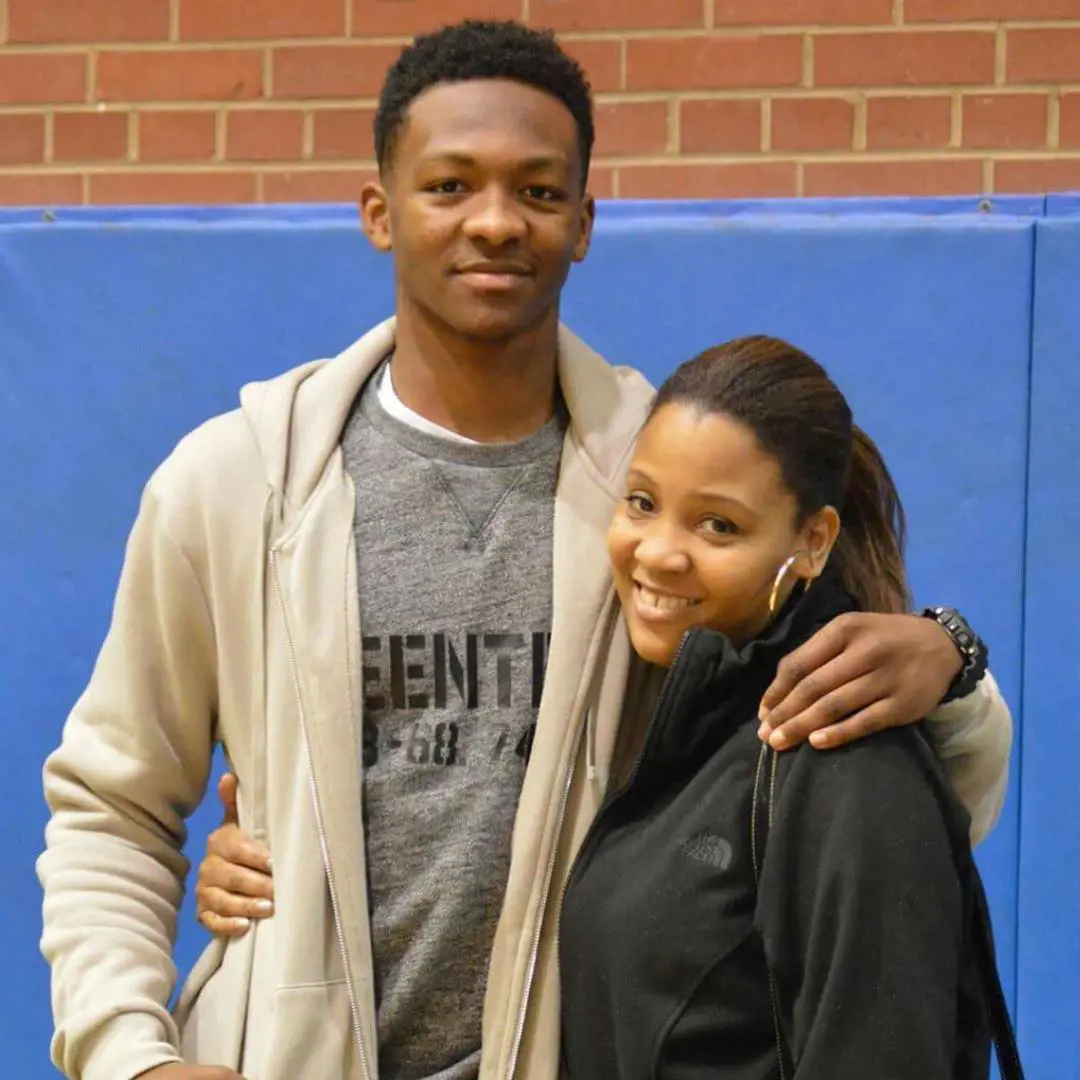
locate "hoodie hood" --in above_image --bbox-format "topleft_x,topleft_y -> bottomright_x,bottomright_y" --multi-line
237,317 -> 655,532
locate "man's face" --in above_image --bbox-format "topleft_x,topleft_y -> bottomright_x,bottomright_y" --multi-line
361,78 -> 595,343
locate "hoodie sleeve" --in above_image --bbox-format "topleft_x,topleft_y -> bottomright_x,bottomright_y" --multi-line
36,478 -> 217,1080
924,671 -> 1012,846
755,731 -> 967,1080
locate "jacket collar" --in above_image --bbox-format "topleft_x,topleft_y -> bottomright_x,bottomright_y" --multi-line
237,317 -> 654,527
645,567 -> 858,769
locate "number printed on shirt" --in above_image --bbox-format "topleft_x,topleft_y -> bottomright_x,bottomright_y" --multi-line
363,720 -> 536,769
364,720 -> 465,768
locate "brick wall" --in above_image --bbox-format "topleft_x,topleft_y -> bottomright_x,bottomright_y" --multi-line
1,0 -> 1078,206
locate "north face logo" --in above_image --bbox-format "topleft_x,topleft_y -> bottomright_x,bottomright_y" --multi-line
680,831 -> 734,870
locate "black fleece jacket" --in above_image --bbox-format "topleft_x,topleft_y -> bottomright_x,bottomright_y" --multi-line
559,573 -> 994,1080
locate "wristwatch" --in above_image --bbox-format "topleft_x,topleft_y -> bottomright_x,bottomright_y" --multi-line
921,606 -> 989,704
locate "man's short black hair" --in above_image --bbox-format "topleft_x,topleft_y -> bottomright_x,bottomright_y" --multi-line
375,19 -> 595,184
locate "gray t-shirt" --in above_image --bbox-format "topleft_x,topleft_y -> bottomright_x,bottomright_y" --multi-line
341,370 -> 565,1080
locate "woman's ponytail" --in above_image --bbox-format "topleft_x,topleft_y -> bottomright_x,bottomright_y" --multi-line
832,424 -> 911,614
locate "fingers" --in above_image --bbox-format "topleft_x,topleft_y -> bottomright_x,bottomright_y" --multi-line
136,1063 -> 246,1079
198,909 -> 252,939
806,698 -> 895,750
206,823 -> 272,876
759,623 -> 881,735
195,856 -> 274,939
196,883 -> 274,922
759,671 -> 885,750
201,1065 -> 248,1078
199,851 -> 275,900
217,772 -> 239,826
758,616 -> 854,721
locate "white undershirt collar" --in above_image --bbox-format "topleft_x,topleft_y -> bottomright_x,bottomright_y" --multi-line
377,362 -> 480,447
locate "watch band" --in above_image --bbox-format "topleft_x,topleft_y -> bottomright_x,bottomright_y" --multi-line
921,606 -> 989,704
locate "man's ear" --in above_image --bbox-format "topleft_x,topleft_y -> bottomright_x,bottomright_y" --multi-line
360,179 -> 392,252
572,192 -> 596,263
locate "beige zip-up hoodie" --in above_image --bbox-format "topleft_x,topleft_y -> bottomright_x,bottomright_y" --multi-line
38,318 -> 1013,1080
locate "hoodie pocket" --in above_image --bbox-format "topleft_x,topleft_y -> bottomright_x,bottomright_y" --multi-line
264,981 -> 360,1079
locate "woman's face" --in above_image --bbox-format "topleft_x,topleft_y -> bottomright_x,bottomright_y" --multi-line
607,403 -> 837,667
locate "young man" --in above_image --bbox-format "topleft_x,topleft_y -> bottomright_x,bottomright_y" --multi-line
38,20 -> 1011,1080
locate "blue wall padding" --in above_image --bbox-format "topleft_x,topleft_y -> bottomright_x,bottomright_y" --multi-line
1045,191 -> 1080,216
1015,216 -> 1080,1077
0,194 -> 1074,1075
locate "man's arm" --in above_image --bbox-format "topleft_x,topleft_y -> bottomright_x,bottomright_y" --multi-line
37,480 -> 218,1080
923,671 -> 1011,844
755,611 -> 1012,844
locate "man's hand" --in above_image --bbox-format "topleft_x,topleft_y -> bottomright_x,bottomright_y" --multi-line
137,1066 -> 245,1079
195,773 -> 275,937
758,612 -> 962,751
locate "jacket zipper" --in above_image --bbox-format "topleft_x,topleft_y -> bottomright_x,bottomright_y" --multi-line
270,549 -> 373,1080
505,599 -> 622,1080
504,722 -> 584,1080
556,633 -> 694,933
754,745 -> 787,1080
551,637 -> 694,1080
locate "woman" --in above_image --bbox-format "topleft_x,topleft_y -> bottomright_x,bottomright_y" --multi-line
195,336 -> 1021,1078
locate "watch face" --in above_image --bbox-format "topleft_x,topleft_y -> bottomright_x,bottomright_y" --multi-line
925,606 -> 987,702
929,607 -> 983,663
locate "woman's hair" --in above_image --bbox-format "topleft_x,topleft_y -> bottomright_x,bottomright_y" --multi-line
650,335 -> 911,614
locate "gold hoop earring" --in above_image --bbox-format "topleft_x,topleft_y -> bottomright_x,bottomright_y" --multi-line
768,550 -> 812,619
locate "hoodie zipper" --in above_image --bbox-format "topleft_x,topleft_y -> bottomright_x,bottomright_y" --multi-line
504,721 -> 584,1080
270,549 -> 372,1080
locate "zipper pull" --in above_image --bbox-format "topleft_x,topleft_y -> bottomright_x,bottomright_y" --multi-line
585,709 -> 601,785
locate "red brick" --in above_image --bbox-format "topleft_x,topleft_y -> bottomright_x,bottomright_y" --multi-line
276,41 -> 621,101
679,99 -> 761,153
594,101 -> 669,156
313,109 -> 376,160
814,31 -> 995,87
273,44 -> 401,100
0,173 -> 83,205
588,165 -> 614,199
8,0 -> 169,43
139,110 -> 218,162
804,158 -> 983,196
90,170 -> 258,204
772,97 -> 854,152
1060,93 -> 1080,148
994,158 -> 1080,194
0,54 -> 87,106
963,94 -> 1047,150
54,110 -> 129,161
1008,29 -> 1080,85
867,95 -> 952,150
353,0 -> 521,37
530,0 -> 703,32
713,0 -> 893,25
559,40 -> 622,94
226,109 -> 305,162
906,0 -> 1080,18
181,0 -> 345,41
262,168 -> 375,202
627,35 -> 803,92
98,50 -> 263,103
618,161 -> 797,198
0,114 -> 46,164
